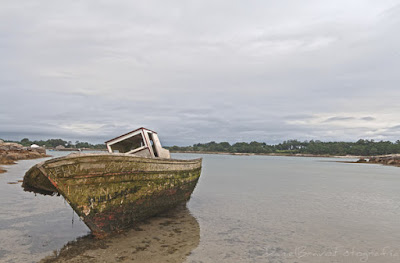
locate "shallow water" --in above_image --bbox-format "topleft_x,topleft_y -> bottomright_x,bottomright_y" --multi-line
1,152 -> 400,262
0,151 -> 90,263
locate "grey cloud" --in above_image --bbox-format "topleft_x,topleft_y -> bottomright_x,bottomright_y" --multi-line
386,125 -> 400,131
323,117 -> 356,123
377,126 -> 400,138
282,114 -> 314,121
360,117 -> 375,121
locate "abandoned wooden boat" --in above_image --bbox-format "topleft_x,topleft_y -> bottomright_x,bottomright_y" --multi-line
23,128 -> 202,238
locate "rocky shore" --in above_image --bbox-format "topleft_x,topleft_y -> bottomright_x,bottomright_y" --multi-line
359,155 -> 400,167
0,140 -> 49,173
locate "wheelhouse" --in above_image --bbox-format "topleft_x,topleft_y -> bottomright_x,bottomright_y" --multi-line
105,127 -> 170,158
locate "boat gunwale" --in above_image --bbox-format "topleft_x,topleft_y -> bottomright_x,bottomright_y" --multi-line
35,153 -> 202,169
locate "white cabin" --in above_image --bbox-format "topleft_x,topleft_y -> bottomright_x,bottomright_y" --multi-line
105,127 -> 170,159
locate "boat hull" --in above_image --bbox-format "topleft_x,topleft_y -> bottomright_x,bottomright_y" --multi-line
23,153 -> 202,237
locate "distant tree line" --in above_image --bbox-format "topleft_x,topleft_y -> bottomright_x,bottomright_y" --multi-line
167,139 -> 400,156
3,137 -> 400,156
3,138 -> 106,149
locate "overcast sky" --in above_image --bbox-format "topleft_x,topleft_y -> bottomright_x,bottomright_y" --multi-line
1,1 -> 399,146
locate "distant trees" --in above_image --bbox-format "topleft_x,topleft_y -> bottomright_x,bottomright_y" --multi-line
75,141 -> 91,148
5,137 -> 400,156
5,138 -> 106,149
17,138 -> 68,148
167,139 -> 400,156
20,138 -> 31,146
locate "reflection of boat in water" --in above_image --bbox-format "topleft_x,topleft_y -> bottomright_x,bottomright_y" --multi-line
41,205 -> 200,263
23,128 -> 202,238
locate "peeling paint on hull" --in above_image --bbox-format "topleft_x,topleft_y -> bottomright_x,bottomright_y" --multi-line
22,153 -> 202,238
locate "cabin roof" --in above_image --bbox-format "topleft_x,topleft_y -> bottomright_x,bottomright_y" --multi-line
105,127 -> 157,144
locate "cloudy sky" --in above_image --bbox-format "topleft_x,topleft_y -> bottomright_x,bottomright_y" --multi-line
1,1 -> 399,145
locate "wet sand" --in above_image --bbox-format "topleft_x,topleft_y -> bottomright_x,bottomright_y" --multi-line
40,206 -> 200,263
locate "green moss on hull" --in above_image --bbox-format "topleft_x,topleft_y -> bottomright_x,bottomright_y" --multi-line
86,178 -> 200,236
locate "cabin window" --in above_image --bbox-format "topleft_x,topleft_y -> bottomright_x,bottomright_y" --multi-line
110,134 -> 144,153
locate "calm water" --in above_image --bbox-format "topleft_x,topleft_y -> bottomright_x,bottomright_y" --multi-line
1,152 -> 400,262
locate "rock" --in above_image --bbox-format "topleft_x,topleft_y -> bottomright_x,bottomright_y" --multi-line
0,143 -> 48,173
28,151 -> 42,158
6,152 -> 24,160
367,155 -> 400,167
30,147 -> 46,155
0,156 -> 16,164
0,142 -> 24,151
0,139 -> 3,144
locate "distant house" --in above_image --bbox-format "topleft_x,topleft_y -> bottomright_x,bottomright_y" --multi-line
55,145 -> 65,150
30,144 -> 40,148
